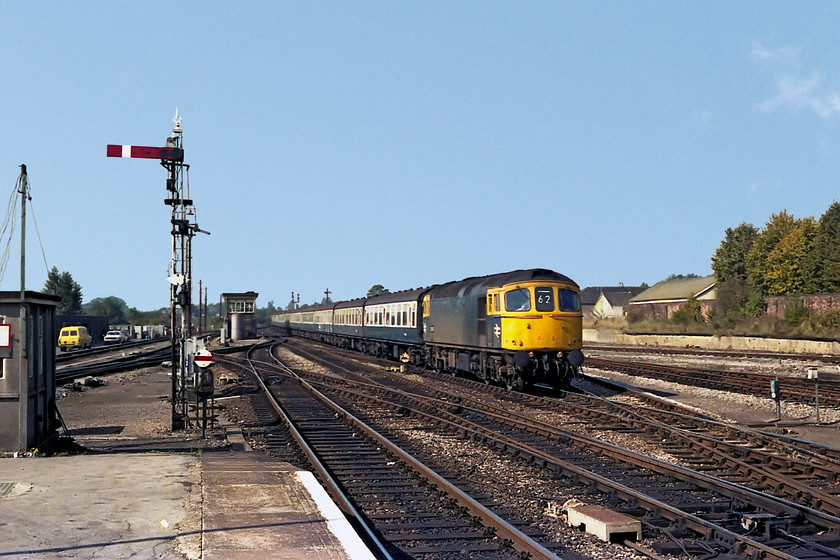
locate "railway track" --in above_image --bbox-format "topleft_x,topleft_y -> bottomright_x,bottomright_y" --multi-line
265,337 -> 840,559
585,355 -> 840,408
219,343 -> 563,560
586,341 -> 840,365
56,345 -> 171,383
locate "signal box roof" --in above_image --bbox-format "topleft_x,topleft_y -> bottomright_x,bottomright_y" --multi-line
222,292 -> 259,301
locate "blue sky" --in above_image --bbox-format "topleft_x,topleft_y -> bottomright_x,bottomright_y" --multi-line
2,1 -> 839,311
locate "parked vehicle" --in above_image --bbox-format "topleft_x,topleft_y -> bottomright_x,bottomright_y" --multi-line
103,330 -> 128,344
58,326 -> 93,351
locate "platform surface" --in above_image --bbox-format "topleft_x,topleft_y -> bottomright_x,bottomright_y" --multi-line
0,451 -> 374,559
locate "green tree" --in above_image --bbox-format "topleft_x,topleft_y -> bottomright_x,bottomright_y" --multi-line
367,284 -> 390,297
711,222 -> 758,283
764,217 -> 817,295
255,300 -> 277,326
84,296 -> 129,324
129,306 -> 169,325
712,277 -> 764,329
42,266 -> 83,314
746,210 -> 796,295
803,202 -> 840,293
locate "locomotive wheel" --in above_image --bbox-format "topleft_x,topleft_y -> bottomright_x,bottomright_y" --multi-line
506,372 -> 524,391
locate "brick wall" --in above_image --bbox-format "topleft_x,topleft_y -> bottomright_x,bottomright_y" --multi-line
765,294 -> 840,317
628,301 -> 715,321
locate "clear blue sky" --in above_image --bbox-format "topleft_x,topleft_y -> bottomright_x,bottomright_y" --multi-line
2,2 -> 839,311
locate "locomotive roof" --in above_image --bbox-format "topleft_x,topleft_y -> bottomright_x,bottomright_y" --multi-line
427,269 -> 578,299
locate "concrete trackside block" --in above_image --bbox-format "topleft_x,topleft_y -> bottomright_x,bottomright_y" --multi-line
566,504 -> 641,543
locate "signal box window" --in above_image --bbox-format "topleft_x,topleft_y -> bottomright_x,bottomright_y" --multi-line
558,289 -> 580,311
505,288 -> 531,312
535,287 -> 554,311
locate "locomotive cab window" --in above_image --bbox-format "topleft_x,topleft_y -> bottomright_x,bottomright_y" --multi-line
558,288 -> 580,311
504,288 -> 531,312
535,287 -> 554,311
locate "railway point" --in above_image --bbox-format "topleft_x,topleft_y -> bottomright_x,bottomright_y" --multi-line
0,350 -> 377,560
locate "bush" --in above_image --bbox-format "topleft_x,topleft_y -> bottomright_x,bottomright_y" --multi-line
670,298 -> 704,326
783,299 -> 810,327
743,291 -> 766,318
625,306 -> 646,324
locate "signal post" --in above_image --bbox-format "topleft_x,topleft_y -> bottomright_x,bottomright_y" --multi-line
107,112 -> 209,430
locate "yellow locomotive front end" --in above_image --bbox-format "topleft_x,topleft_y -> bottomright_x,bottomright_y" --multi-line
487,278 -> 584,389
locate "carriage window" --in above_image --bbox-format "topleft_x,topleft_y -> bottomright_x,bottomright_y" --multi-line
505,288 -> 531,312
558,289 -> 580,311
535,287 -> 554,312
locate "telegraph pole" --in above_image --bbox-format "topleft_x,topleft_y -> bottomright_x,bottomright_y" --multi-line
16,166 -> 29,357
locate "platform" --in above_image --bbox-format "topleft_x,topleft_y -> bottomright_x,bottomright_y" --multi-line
0,450 -> 376,559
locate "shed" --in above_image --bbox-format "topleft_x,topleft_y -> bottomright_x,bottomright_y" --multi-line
592,287 -> 647,319
628,275 -> 716,320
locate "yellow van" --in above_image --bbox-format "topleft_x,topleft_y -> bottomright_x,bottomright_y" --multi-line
58,326 -> 92,351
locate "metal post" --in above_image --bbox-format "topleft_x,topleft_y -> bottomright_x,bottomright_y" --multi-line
815,376 -> 820,423
807,366 -> 820,424
107,112 -> 206,432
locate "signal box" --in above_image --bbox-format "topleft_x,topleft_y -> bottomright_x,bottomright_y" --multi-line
221,291 -> 259,341
0,291 -> 61,453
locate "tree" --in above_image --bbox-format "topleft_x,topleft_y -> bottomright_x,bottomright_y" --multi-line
129,306 -> 169,326
255,300 -> 277,326
764,217 -> 817,295
84,296 -> 129,324
711,223 -> 758,283
42,266 -> 83,314
367,284 -> 390,297
746,210 -> 796,295
664,274 -> 700,281
713,277 -> 760,329
803,202 -> 840,294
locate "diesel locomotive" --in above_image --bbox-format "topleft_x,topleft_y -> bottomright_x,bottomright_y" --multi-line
271,269 -> 584,391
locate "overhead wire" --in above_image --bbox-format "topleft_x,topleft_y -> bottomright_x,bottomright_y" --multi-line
0,168 -> 51,282
0,177 -> 20,281
27,196 -> 51,276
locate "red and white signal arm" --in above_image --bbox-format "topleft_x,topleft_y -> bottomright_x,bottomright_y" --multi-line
193,349 -> 214,368
0,324 -> 10,348
106,144 -> 184,162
